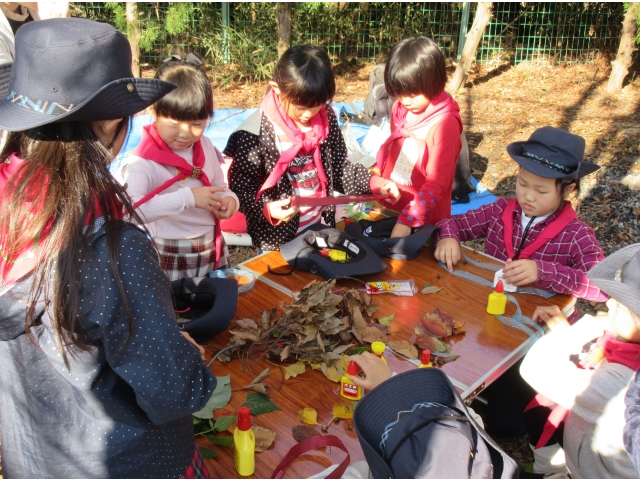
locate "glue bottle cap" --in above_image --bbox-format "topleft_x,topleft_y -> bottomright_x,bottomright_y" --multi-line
237,405 -> 252,431
421,350 -> 431,365
347,360 -> 359,376
495,280 -> 504,294
371,341 -> 385,356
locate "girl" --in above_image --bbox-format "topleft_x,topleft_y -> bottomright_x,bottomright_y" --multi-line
120,56 -> 238,280
435,126 -> 607,322
0,19 -> 214,478
224,45 -> 399,251
374,36 -> 463,238
519,243 -> 640,478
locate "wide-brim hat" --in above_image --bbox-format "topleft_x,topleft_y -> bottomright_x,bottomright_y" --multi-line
279,224 -> 386,280
506,126 -> 600,179
353,368 -> 518,478
345,217 -> 436,260
172,277 -> 238,343
587,243 -> 640,317
0,18 -> 176,132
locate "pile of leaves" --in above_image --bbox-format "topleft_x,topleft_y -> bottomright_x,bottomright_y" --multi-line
225,279 -> 390,376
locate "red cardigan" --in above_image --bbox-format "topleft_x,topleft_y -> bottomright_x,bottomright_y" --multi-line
379,114 -> 462,227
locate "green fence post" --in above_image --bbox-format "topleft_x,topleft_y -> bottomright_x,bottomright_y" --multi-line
457,2 -> 471,62
222,2 -> 230,64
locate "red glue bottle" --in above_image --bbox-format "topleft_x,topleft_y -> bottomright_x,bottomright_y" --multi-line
340,361 -> 363,400
418,350 -> 433,368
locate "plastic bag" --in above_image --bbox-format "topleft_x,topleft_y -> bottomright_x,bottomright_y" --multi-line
363,279 -> 417,296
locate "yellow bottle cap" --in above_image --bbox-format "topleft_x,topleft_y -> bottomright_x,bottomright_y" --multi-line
371,341 -> 385,356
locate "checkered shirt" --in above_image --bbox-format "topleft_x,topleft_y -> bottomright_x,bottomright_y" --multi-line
436,197 -> 607,302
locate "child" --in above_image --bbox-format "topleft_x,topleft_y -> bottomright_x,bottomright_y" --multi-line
224,45 -> 399,251
121,56 -> 238,280
519,243 -> 640,478
0,19 -> 214,478
373,36 -> 463,238
435,126 -> 606,322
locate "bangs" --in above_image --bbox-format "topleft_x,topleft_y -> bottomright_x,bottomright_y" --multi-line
384,61 -> 425,98
154,64 -> 213,121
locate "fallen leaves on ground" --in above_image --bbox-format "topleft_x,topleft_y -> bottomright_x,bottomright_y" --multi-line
388,340 -> 418,359
254,425 -> 276,452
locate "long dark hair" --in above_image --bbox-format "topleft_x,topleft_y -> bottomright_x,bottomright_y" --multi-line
272,45 -> 336,107
0,120 -> 141,367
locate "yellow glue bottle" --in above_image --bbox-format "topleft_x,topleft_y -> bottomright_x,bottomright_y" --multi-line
486,280 -> 508,315
340,361 -> 363,400
371,341 -> 387,364
234,406 -> 255,476
418,349 -> 433,368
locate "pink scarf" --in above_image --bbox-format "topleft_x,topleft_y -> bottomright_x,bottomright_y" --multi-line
500,199 -> 577,260
256,89 -> 329,203
375,91 -> 461,174
134,124 -> 222,269
526,332 -> 640,449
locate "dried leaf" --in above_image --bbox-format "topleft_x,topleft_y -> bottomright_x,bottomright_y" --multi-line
316,331 -> 326,353
415,334 -> 451,354
331,344 -> 355,355
435,308 -> 455,326
297,407 -> 318,425
367,322 -> 389,335
193,375 -> 231,419
332,402 -> 355,419
259,310 -> 270,330
388,340 -> 418,359
434,353 -> 460,364
421,286 -> 444,295
228,327 -> 260,342
249,368 -> 270,386
292,425 -> 320,442
280,345 -> 291,362
242,393 -> 281,416
352,306 -> 368,332
323,365 -> 343,382
284,362 -> 306,380
361,326 -> 388,344
254,425 -> 276,452
378,313 -> 395,326
414,326 -> 425,336
366,303 -> 381,316
421,310 -> 453,338
235,318 -> 258,330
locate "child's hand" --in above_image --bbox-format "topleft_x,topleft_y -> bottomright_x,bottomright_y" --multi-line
502,259 -> 538,286
213,196 -> 237,220
348,352 -> 392,391
191,186 -> 226,212
380,181 -> 401,204
390,223 -> 412,238
434,238 -> 460,272
267,198 -> 300,222
180,331 -> 205,355
532,305 -> 570,331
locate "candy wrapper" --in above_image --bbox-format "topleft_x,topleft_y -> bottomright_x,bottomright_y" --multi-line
364,279 -> 417,296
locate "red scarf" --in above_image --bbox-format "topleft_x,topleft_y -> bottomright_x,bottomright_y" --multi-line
526,332 -> 640,449
133,123 -> 222,269
256,89 -> 329,203
500,199 -> 577,260
374,91 -> 462,174
1,154 -> 121,285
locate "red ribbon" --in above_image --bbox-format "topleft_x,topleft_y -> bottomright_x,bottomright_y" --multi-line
270,434 -> 350,479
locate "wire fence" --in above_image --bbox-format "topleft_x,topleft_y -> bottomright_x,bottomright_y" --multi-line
72,2 -> 625,68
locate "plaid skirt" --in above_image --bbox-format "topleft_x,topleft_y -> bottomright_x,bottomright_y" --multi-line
181,447 -> 210,479
155,229 -> 230,281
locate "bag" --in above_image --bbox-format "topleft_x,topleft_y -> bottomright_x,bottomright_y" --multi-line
361,65 -> 394,127
452,132 -> 474,203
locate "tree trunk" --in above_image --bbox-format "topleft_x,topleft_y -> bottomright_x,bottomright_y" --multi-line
606,3 -> 640,93
277,3 -> 292,58
126,2 -> 141,77
447,2 -> 493,93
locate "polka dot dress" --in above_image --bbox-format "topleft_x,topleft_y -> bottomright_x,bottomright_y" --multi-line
224,105 -> 374,251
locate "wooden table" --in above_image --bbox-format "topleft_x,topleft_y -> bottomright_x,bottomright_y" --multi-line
201,245 -> 571,478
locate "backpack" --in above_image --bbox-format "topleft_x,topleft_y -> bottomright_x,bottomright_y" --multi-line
361,64 -> 393,127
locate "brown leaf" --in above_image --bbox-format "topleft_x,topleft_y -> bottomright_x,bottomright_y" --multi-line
259,310 -> 270,331
280,345 -> 291,362
352,306 -> 368,332
242,383 -> 268,395
421,286 -> 443,295
415,334 -> 439,352
421,310 -> 453,338
367,322 -> 389,335
254,425 -> 276,452
388,340 -> 418,359
414,326 -> 425,336
316,331 -> 326,353
361,326 -> 388,344
434,308 -> 455,327
292,425 -> 321,442
235,318 -> 259,330
366,303 -> 381,316
228,328 -> 260,342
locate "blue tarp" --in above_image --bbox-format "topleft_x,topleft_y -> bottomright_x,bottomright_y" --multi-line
112,102 -> 496,215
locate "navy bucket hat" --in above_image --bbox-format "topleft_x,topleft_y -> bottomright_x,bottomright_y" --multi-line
353,368 -> 518,478
275,224 -> 386,280
0,18 -> 176,131
172,277 -> 238,343
506,126 -> 600,179
345,217 -> 437,260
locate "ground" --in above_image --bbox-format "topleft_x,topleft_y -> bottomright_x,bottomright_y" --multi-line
214,58 -> 640,466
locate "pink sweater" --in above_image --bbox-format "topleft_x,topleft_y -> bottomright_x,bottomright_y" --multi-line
120,136 -> 238,240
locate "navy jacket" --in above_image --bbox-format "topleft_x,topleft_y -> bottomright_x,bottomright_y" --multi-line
0,223 -> 215,478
